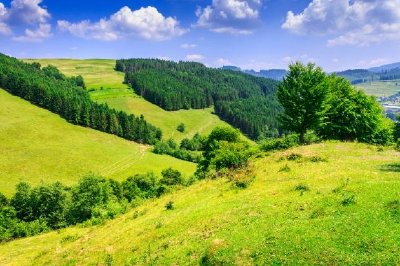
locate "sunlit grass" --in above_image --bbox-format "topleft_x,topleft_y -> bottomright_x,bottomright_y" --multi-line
0,89 -> 196,196
1,142 -> 399,265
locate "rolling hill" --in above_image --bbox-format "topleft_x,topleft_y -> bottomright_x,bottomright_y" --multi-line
0,88 -> 195,196
24,59 -> 237,142
0,142 -> 399,264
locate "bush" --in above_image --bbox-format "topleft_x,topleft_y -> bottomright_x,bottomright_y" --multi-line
177,123 -> 185,132
165,201 -> 174,210
161,168 -> 183,186
260,134 -> 299,151
211,141 -> 251,170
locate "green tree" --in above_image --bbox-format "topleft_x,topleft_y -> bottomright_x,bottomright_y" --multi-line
318,75 -> 392,144
177,123 -> 185,133
160,168 -> 183,186
277,62 -> 327,143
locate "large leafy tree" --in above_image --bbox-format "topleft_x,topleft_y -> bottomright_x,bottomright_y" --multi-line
318,75 -> 392,143
277,62 -> 327,143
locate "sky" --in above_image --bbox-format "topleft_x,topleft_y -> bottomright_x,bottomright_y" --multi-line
1,0 -> 400,71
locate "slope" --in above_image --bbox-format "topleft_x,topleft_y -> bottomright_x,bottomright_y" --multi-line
0,88 -> 195,196
1,142 -> 399,265
23,59 -> 235,142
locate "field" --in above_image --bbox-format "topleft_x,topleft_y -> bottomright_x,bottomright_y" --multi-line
1,142 -> 399,265
24,59 -> 237,141
0,88 -> 196,196
356,80 -> 400,97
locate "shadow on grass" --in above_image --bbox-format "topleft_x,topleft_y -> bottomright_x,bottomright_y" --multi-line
380,163 -> 400,173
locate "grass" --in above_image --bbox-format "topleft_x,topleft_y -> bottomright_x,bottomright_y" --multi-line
0,88 -> 196,196
356,80 -> 400,97
23,59 -> 240,142
1,142 -> 399,265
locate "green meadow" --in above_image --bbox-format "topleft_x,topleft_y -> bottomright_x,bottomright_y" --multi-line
356,80 -> 400,97
0,142 -> 399,265
0,88 -> 195,196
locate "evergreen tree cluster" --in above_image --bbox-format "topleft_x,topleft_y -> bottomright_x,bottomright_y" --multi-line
0,54 -> 161,144
116,59 -> 282,139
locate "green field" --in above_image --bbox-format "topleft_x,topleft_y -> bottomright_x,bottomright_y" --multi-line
1,142 -> 399,265
24,59 -> 238,141
356,80 -> 400,97
0,88 -> 195,196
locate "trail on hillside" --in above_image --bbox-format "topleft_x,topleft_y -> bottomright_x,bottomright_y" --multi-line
99,145 -> 147,177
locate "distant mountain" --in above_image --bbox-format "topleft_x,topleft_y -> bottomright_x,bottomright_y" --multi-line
221,66 -> 287,81
335,69 -> 377,84
221,61 -> 400,83
369,62 -> 400,73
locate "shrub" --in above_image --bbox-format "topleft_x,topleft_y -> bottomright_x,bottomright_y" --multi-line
295,184 -> 310,192
211,141 -> 251,170
287,153 -> 303,161
165,201 -> 174,210
177,123 -> 185,132
161,168 -> 183,186
260,134 -> 299,151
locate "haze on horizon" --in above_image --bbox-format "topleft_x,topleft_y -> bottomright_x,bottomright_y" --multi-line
0,0 -> 400,72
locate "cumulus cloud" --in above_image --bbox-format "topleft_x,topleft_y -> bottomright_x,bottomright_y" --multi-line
185,54 -> 205,61
195,0 -> 263,34
282,0 -> 400,46
13,23 -> 51,42
58,6 -> 187,41
0,0 -> 51,41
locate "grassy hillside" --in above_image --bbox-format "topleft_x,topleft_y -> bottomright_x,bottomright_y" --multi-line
24,59 -> 236,141
0,88 -> 195,196
1,142 -> 399,265
356,80 -> 400,97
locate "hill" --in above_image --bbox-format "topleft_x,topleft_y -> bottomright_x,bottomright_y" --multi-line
0,88 -> 195,196
369,62 -> 400,73
117,59 -> 282,139
24,59 -> 236,142
0,142 -> 399,264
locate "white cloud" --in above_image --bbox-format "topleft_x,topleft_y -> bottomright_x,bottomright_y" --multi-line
282,0 -> 400,46
215,58 -> 232,66
185,54 -> 205,61
181,43 -> 197,49
13,23 -> 51,42
58,6 -> 187,41
195,0 -> 263,34
0,0 -> 51,41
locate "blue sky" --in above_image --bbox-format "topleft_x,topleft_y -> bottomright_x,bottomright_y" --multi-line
0,0 -> 400,71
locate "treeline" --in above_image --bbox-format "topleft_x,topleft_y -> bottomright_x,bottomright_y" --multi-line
153,133 -> 206,163
0,54 -> 161,144
0,169 -> 184,242
116,59 -> 282,139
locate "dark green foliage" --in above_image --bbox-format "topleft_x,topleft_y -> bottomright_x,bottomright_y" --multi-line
287,153 -> 303,161
277,62 -> 327,143
1,168 -> 187,242
165,201 -> 174,210
153,138 -> 203,163
0,53 -> 161,145
197,127 -> 252,177
122,173 -> 162,201
180,133 -> 206,151
277,62 -> 392,145
177,123 -> 185,133
0,193 -> 7,208
317,75 -> 393,144
161,168 -> 183,186
68,175 -> 112,224
260,134 -> 299,151
116,59 -> 282,139
295,184 -> 310,192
